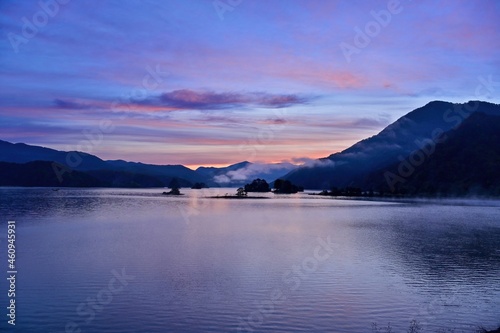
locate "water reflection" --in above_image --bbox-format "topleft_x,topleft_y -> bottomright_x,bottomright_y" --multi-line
0,188 -> 499,332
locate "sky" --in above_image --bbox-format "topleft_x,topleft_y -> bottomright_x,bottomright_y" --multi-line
1,0 -> 499,168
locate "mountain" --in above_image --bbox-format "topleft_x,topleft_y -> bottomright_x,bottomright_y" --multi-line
104,160 -> 205,187
0,140 -> 202,187
0,161 -> 173,188
0,140 -> 107,170
282,101 -> 500,190
0,140 -> 296,188
86,169 -> 166,188
0,161 -> 103,187
196,161 -> 251,186
196,161 -> 298,186
364,112 -> 500,196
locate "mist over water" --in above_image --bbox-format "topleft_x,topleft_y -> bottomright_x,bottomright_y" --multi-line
0,188 -> 499,332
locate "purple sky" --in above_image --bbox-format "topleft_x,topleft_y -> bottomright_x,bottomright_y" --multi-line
1,0 -> 499,167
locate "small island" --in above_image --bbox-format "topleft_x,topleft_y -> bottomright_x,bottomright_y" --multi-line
310,186 -> 409,198
162,178 -> 184,195
311,186 -> 365,197
208,178 -> 306,198
208,186 -> 269,199
162,188 -> 184,195
244,178 -> 270,192
243,178 -> 304,194
191,182 -> 208,189
273,179 -> 304,194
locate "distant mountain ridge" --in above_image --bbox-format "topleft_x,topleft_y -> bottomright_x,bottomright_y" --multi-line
0,139 -> 202,187
0,140 -> 107,170
0,161 -> 103,187
0,140 -> 296,187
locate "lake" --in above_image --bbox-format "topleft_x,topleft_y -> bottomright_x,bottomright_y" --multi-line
0,187 -> 499,332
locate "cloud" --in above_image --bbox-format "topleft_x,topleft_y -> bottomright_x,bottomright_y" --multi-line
261,118 -> 287,125
294,158 -> 337,168
213,175 -> 232,183
212,162 -> 297,184
136,90 -> 310,110
304,115 -> 392,130
52,91 -> 310,114
351,117 -> 391,128
54,99 -> 93,110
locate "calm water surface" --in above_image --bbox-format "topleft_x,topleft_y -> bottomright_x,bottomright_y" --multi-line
0,188 -> 499,332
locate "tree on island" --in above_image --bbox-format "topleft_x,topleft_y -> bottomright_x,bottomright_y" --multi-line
316,186 -> 364,197
244,178 -> 270,192
273,179 -> 304,194
191,182 -> 208,189
163,177 -> 182,195
236,187 -> 247,197
163,188 -> 181,195
330,186 -> 361,196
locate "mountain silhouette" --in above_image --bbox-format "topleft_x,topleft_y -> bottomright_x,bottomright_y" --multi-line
364,111 -> 500,196
0,140 -> 203,187
282,101 -> 500,192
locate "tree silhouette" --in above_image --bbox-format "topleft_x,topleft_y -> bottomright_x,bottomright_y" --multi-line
244,178 -> 270,192
273,179 -> 303,193
236,187 -> 247,197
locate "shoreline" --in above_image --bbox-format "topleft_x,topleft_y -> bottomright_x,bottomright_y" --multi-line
207,195 -> 269,199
